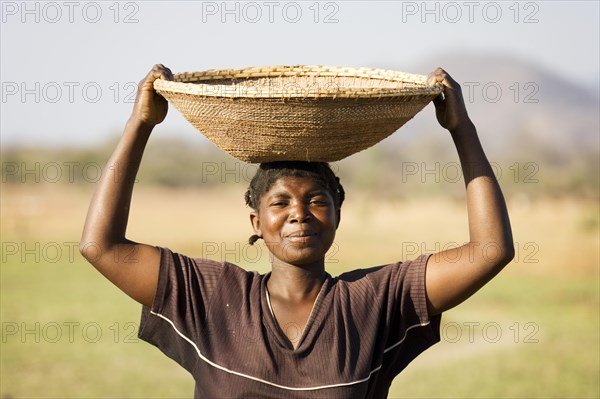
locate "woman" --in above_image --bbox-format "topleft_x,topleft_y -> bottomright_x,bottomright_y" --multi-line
80,64 -> 514,398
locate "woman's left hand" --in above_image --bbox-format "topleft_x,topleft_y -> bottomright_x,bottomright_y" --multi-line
427,68 -> 472,133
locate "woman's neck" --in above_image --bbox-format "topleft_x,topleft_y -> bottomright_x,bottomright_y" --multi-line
267,260 -> 326,303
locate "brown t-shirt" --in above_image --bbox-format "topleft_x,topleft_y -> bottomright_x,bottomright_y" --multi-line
139,247 -> 441,399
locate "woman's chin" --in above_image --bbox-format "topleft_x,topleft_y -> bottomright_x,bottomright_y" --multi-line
276,247 -> 325,267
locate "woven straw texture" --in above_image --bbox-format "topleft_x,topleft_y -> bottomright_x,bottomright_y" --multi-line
154,65 -> 443,163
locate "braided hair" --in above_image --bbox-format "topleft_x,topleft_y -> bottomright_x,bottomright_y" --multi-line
245,161 -> 345,245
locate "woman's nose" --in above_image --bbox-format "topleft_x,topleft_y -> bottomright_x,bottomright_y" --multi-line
289,202 -> 310,223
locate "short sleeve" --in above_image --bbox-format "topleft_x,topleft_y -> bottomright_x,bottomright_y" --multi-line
367,254 -> 442,377
138,247 -> 224,374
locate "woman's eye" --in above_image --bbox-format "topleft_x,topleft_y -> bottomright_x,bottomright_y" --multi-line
310,199 -> 328,206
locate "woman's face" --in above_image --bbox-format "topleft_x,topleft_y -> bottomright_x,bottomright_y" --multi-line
250,175 -> 339,267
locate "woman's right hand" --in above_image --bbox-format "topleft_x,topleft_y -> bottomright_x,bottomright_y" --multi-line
130,64 -> 173,126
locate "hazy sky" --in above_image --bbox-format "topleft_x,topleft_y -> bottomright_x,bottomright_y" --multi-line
1,0 -> 598,147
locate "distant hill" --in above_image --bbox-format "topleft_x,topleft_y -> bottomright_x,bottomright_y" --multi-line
370,52 -> 599,164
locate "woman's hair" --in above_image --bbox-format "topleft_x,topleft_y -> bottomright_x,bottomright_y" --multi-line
245,161 -> 345,245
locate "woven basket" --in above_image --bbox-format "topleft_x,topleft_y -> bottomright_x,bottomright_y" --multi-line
154,65 -> 443,163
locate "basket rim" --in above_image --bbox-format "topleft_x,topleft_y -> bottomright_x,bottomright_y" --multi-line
153,65 -> 444,99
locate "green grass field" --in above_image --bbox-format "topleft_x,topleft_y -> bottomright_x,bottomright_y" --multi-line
1,184 -> 598,398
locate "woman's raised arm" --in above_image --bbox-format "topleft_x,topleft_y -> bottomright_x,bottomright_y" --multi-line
80,64 -> 173,308
424,68 -> 514,316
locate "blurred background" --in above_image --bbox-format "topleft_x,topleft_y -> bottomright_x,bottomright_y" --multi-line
1,1 -> 598,398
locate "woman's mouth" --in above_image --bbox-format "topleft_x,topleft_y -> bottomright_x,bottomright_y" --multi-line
286,231 -> 318,242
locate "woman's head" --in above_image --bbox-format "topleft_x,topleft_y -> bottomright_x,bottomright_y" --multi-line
245,161 -> 345,266
245,161 -> 345,212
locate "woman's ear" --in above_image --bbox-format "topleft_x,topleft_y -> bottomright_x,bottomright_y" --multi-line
250,211 -> 261,236
336,209 -> 341,229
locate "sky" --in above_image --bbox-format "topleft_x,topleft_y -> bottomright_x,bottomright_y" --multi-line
1,0 -> 599,147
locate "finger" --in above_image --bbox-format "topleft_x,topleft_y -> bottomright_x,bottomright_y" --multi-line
432,93 -> 444,107
426,71 -> 437,86
147,64 -> 172,83
429,68 -> 460,92
427,67 -> 446,86
437,70 -> 461,93
156,67 -> 173,82
139,68 -> 159,87
429,68 -> 460,99
164,66 -> 174,81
